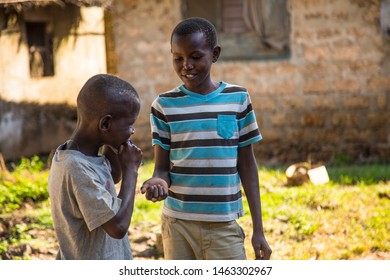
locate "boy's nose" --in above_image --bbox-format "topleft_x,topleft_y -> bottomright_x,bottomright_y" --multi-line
183,60 -> 194,70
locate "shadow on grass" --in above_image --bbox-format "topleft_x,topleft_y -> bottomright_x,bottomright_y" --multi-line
259,164 -> 390,186
325,164 -> 389,185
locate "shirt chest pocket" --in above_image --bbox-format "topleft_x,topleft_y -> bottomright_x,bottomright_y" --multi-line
217,114 -> 238,139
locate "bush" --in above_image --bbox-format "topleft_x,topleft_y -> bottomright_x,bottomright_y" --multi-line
0,156 -> 49,214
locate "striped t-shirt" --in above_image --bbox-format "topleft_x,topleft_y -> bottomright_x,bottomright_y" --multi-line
150,82 -> 262,222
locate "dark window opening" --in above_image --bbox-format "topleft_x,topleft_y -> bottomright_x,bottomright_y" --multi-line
182,0 -> 290,60
26,22 -> 54,77
222,0 -> 248,33
0,9 -> 7,30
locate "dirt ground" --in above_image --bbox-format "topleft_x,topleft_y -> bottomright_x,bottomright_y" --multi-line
0,205 -> 388,260
1,225 -> 165,260
0,203 -> 163,260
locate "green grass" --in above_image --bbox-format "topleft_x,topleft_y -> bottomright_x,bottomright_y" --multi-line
327,164 -> 390,185
0,156 -> 49,213
135,162 -> 390,260
253,183 -> 390,259
0,157 -> 389,260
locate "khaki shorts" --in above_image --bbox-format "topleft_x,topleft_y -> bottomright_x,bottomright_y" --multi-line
161,214 -> 247,260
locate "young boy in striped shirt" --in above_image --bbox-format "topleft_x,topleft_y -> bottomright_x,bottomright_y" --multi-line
141,17 -> 272,260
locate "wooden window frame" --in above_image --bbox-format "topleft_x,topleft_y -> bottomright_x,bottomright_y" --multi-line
25,21 -> 54,78
182,0 -> 290,61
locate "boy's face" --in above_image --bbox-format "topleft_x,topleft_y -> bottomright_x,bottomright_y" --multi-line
171,32 -> 220,94
102,103 -> 139,150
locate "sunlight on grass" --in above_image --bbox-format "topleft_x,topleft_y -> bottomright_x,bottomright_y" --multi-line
133,161 -> 390,260
133,162 -> 164,227
1,157 -> 389,260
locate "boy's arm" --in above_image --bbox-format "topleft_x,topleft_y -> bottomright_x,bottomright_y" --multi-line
102,142 -> 142,239
102,145 -> 122,184
238,144 -> 272,260
141,145 -> 170,201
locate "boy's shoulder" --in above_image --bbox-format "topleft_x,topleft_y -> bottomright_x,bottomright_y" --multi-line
152,87 -> 184,107
52,148 -> 107,173
222,82 -> 248,94
51,150 -> 85,172
152,82 -> 251,107
157,82 -> 249,96
158,86 -> 184,98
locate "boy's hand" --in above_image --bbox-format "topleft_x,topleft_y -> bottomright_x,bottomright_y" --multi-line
118,141 -> 143,171
141,178 -> 169,202
252,233 -> 272,260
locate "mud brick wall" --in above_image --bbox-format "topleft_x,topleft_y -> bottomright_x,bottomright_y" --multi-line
106,0 -> 390,164
0,6 -> 106,161
2,1 -> 388,164
0,100 -> 76,160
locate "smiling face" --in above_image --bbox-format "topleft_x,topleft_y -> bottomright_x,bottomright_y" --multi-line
171,32 -> 220,94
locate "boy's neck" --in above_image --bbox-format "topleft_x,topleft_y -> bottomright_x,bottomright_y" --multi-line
185,80 -> 220,95
69,132 -> 101,157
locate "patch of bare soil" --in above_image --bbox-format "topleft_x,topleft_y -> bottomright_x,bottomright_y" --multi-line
129,225 -> 164,260
0,208 -> 163,260
0,205 -> 387,260
0,214 -> 58,260
354,252 -> 390,260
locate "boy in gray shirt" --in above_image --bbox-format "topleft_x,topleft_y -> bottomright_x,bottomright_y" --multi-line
48,74 -> 166,259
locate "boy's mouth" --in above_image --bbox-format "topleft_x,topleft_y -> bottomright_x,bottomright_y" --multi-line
182,73 -> 196,79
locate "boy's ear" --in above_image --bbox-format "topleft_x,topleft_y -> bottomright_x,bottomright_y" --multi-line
99,115 -> 112,131
212,45 -> 221,63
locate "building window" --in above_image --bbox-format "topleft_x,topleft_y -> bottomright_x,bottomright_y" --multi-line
25,22 -> 54,78
381,0 -> 390,37
182,0 -> 290,60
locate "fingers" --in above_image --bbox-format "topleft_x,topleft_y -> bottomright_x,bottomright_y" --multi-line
141,178 -> 168,193
118,141 -> 143,167
255,247 -> 272,260
145,187 -> 154,200
263,249 -> 271,260
253,235 -> 272,260
255,251 -> 264,260
254,247 -> 262,260
141,178 -> 169,202
143,185 -> 168,202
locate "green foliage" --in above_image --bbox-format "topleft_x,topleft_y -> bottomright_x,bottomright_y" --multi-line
1,158 -> 389,260
136,161 -> 390,260
331,152 -> 353,166
327,164 -> 390,185
258,180 -> 390,259
13,155 -> 45,173
0,156 -> 49,213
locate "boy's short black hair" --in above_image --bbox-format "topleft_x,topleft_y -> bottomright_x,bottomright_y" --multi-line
77,74 -> 139,120
171,17 -> 217,49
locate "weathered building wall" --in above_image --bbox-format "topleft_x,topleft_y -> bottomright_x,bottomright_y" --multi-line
0,101 -> 76,158
109,0 -> 181,157
1,0 -> 389,165
0,6 -> 106,161
111,0 -> 390,164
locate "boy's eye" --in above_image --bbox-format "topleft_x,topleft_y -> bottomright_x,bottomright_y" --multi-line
174,57 -> 183,62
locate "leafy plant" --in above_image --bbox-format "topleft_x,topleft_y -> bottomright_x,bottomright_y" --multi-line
1,158 -> 389,260
0,156 -> 49,214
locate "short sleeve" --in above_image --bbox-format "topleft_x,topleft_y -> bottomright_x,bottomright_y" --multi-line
71,164 -> 121,231
238,93 -> 262,147
150,98 -> 171,150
